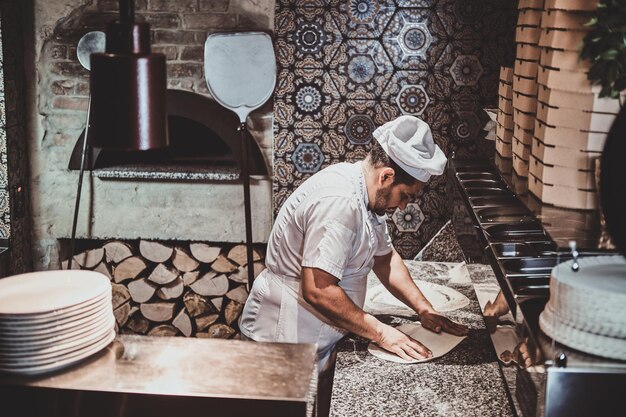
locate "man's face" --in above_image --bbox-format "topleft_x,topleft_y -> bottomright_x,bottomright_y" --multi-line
371,181 -> 423,216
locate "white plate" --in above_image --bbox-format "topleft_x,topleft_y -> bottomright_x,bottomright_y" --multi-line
0,296 -> 111,333
0,315 -> 115,365
0,292 -> 110,326
0,309 -> 113,348
367,322 -> 467,364
368,280 -> 470,313
0,270 -> 111,316
0,329 -> 116,376
0,324 -> 114,367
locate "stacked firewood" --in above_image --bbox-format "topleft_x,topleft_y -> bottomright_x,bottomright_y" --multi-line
63,241 -> 266,339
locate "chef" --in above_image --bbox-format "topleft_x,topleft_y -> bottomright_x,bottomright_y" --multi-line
240,115 -> 468,399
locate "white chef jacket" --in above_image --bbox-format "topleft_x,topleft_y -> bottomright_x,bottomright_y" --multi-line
240,161 -> 393,370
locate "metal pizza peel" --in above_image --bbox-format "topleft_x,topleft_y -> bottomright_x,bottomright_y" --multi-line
204,32 -> 276,287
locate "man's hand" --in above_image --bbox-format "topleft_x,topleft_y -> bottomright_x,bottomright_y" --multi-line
375,323 -> 432,361
419,311 -> 469,336
483,291 -> 510,333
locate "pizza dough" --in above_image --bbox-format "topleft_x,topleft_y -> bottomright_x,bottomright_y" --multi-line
367,280 -> 470,313
367,322 -> 467,364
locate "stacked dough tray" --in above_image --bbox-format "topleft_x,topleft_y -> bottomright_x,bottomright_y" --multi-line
530,0 -> 621,209
496,66 -> 514,173
511,0 -> 544,178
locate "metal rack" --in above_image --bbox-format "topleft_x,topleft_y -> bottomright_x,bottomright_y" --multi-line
450,157 -> 626,417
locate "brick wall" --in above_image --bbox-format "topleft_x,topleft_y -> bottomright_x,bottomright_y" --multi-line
29,0 -> 275,269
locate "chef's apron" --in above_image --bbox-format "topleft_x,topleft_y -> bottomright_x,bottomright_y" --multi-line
241,209 -> 385,371
240,161 -> 392,370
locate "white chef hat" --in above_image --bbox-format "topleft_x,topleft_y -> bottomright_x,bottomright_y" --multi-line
373,115 -> 447,182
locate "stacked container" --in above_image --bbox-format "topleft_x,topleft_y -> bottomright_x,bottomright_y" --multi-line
511,0 -> 544,177
496,66 -> 514,173
530,0 -> 619,209
496,66 -> 514,164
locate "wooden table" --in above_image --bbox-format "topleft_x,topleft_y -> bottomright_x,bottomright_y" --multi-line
0,335 -> 317,417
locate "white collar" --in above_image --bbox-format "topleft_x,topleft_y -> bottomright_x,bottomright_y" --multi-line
355,161 -> 387,224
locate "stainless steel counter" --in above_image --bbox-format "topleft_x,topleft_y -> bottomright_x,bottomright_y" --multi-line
451,157 -> 626,417
0,335 -> 317,417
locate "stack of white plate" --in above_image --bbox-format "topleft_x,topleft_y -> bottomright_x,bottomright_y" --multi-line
0,270 -> 115,375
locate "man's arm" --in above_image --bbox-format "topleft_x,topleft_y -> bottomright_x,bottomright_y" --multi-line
301,267 -> 432,361
373,249 -> 468,336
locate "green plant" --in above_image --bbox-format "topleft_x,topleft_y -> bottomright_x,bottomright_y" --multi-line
581,0 -> 626,98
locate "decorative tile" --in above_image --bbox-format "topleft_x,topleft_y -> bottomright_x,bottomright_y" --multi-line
393,203 -> 424,232
274,38 -> 297,70
431,126 -> 452,157
273,0 -> 518,255
399,21 -> 431,57
328,100 -> 399,157
275,7 -> 343,69
436,0 -> 515,41
419,193 -> 446,220
390,229 -> 423,259
416,217 -> 447,254
291,143 -> 325,173
1,0 -> 33,272
331,0 -> 396,39
433,41 -> 479,94
273,186 -> 293,215
274,68 -> 341,133
449,54 -> 483,87
294,118 -> 327,142
345,146 -> 370,163
273,157 -> 296,187
395,84 -> 430,116
382,9 -> 447,71
273,128 -> 297,158
396,0 -> 435,7
0,27 -> 8,240
450,110 -> 482,147
344,114 -> 376,145
453,141 -> 481,159
296,84 -> 325,114
335,100 -> 399,125
446,91 -> 482,113
382,71 -> 448,129
329,39 -> 393,101
277,0 -> 341,8
320,129 -> 347,160
438,38 -> 513,107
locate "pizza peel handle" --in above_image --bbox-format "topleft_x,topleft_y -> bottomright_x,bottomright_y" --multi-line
204,32 -> 277,287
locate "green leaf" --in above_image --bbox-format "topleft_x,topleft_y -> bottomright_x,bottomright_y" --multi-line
581,0 -> 626,95
601,49 -> 620,59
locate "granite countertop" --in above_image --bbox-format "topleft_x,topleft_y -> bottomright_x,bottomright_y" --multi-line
330,261 -> 514,417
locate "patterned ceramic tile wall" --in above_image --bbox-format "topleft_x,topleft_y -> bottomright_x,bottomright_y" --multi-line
0,0 -> 34,273
0,7 -> 9,240
273,0 -> 516,258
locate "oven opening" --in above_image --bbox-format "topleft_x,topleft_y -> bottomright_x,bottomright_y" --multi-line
68,89 -> 268,179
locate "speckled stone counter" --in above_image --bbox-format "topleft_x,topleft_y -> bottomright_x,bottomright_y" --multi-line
330,261 -> 514,417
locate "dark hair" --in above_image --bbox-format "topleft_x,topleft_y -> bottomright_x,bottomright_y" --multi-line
368,140 -> 418,186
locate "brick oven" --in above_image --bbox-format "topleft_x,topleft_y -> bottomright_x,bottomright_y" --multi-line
29,0 -> 275,270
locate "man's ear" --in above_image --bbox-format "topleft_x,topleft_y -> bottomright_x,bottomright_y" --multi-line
378,167 -> 395,186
